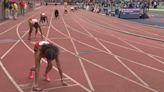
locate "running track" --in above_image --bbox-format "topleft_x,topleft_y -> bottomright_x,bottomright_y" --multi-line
1,5 -> 164,92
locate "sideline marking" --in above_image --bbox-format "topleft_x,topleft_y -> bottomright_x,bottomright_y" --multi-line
50,19 -> 159,92
0,60 -> 23,92
16,12 -> 92,92
61,16 -> 95,91
72,15 -> 149,87
66,23 -> 164,74
0,39 -> 18,43
43,84 -> 78,91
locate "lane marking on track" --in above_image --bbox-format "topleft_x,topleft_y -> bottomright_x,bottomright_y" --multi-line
0,39 -> 18,43
76,13 -> 164,64
48,37 -> 69,40
74,13 -> 164,65
61,15 -> 95,91
0,31 -> 28,59
66,22 -> 164,50
19,78 -> 74,90
0,21 -> 10,26
45,6 -> 54,41
111,34 -> 164,64
66,23 -> 164,74
50,19 -> 159,92
77,12 -> 164,43
0,6 -> 45,36
78,50 -> 101,55
0,6 -> 50,92
71,14 -> 149,87
43,84 -> 78,91
0,25 -> 17,35
19,83 -> 78,90
0,40 -> 20,59
16,7 -> 92,92
16,27 -> 93,92
0,60 -> 24,92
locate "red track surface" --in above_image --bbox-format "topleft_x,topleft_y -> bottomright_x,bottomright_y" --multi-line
1,5 -> 164,92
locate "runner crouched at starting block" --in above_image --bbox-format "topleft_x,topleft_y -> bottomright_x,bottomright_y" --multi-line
28,18 -> 43,40
70,6 -> 75,12
39,13 -> 49,26
28,41 -> 67,91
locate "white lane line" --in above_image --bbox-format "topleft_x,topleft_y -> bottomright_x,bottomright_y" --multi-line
16,18 -> 92,92
19,78 -> 72,89
0,60 -> 24,92
0,6 -> 50,92
66,24 -> 164,73
49,37 -> 69,40
66,24 -> 139,52
0,31 -> 28,59
67,22 -> 164,50
0,21 -> 10,26
79,56 -> 159,92
74,13 -> 164,65
124,39 -> 164,50
0,40 -> 20,59
43,84 -> 78,91
0,25 -> 17,35
72,15 -> 149,87
117,55 -> 164,73
45,7 -> 54,40
77,12 -> 164,43
112,35 -> 164,64
0,6 -> 45,36
48,34 -> 159,92
50,22 -> 159,92
78,11 -> 164,33
76,14 -> 164,65
61,16 -> 95,91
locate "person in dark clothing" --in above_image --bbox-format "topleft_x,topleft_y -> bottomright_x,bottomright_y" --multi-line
54,9 -> 59,19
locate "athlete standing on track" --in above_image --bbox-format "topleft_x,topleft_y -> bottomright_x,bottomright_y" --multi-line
28,18 -> 43,40
28,41 -> 66,91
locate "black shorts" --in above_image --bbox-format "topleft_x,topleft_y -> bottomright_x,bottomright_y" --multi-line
55,14 -> 59,17
33,22 -> 39,28
40,16 -> 46,22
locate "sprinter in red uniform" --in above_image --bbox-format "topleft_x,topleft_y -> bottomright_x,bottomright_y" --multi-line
28,41 -> 66,91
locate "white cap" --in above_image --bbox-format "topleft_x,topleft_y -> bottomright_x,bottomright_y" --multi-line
32,19 -> 38,22
39,41 -> 49,45
42,13 -> 45,16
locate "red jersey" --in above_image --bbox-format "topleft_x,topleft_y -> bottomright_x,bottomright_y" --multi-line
34,41 -> 49,51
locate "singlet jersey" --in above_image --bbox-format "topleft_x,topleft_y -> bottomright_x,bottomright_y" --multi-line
40,13 -> 47,19
41,13 -> 45,16
34,41 -> 49,51
31,19 -> 39,24
70,6 -> 74,10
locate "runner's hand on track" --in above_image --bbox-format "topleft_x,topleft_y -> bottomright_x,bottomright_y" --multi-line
32,86 -> 43,91
61,80 -> 67,86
